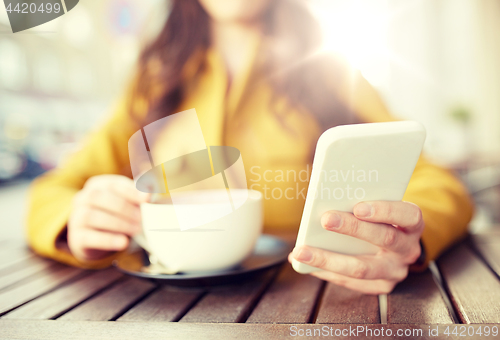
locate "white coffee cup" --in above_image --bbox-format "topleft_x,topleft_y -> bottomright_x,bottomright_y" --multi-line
137,189 -> 263,273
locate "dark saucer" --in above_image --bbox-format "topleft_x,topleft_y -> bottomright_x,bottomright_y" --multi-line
113,234 -> 290,287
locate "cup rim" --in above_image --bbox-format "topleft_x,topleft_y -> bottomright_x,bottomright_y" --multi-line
142,188 -> 263,206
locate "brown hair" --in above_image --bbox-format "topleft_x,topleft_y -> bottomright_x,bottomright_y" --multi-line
131,0 -> 357,129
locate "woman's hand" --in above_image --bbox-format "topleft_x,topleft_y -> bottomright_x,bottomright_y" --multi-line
289,201 -> 424,295
68,175 -> 150,262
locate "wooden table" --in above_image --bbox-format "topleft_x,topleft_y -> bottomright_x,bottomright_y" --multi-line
0,232 -> 499,339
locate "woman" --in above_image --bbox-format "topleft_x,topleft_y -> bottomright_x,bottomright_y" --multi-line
27,0 -> 473,294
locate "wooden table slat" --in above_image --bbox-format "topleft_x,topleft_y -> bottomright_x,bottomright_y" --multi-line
3,268 -> 123,320
471,231 -> 500,244
4,320 -> 499,340
179,268 -> 279,323
246,264 -> 324,324
117,286 -> 204,322
0,239 -> 25,251
437,243 -> 500,323
57,277 -> 156,321
472,238 -> 500,278
315,284 -> 380,324
0,257 -> 55,292
0,229 -> 499,332
0,246 -> 34,270
0,265 -> 84,316
387,270 -> 453,324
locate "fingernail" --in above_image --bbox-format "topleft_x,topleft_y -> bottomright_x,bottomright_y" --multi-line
322,212 -> 342,230
355,203 -> 373,217
293,247 -> 313,263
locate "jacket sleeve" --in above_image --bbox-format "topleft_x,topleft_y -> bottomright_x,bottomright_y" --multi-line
403,157 -> 474,270
26,98 -> 140,269
338,63 -> 474,269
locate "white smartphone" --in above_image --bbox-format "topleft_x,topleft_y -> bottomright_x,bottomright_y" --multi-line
292,121 -> 426,274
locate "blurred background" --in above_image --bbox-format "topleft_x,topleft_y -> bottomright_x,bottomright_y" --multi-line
1,0 -> 499,241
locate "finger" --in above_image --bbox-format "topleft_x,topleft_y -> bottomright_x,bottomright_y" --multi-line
353,201 -> 423,232
292,246 -> 407,281
321,211 -> 409,253
86,209 -> 141,236
310,270 -> 398,295
75,248 -> 115,262
87,190 -> 142,224
108,177 -> 150,205
73,228 -> 129,253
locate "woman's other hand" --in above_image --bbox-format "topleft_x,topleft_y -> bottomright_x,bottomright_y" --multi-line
289,201 -> 424,295
68,175 -> 150,261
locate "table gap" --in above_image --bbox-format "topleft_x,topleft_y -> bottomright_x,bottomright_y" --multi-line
428,262 -> 460,323
387,269 -> 455,324
50,275 -> 127,320
307,280 -> 326,323
178,268 -> 280,323
56,277 -> 157,321
107,284 -> 159,321
436,243 -> 500,324
246,264 -> 324,324
2,232 -> 498,327
0,269 -> 90,318
0,254 -> 40,278
468,238 -> 500,280
0,263 -> 79,295
0,261 -> 58,294
170,290 -> 208,322
436,258 -> 470,324
2,268 -> 125,320
236,266 -> 282,323
0,247 -> 34,271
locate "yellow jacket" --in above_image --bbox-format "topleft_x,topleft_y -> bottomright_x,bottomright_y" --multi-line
27,47 -> 474,269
